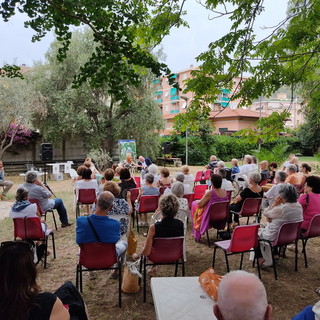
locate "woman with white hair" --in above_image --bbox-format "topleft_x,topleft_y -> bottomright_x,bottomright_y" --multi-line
171,182 -> 190,213
147,164 -> 160,186
228,172 -> 264,227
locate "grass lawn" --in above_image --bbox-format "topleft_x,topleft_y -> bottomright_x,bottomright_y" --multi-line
1,166 -> 320,320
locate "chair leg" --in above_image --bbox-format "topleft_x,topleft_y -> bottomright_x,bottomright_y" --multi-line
294,240 -> 298,272
143,257 -> 147,302
80,265 -> 83,293
139,256 -> 143,286
76,203 -> 80,219
212,246 -> 218,268
224,251 -> 230,272
271,246 -> 278,280
255,249 -> 262,280
175,262 -> 178,276
51,210 -> 58,230
76,265 -> 79,290
206,230 -> 210,247
302,238 -> 308,268
182,260 -> 185,276
240,252 -> 244,270
136,213 -> 139,234
118,265 -> 122,307
51,233 -> 56,259
44,237 -> 48,269
246,216 -> 249,225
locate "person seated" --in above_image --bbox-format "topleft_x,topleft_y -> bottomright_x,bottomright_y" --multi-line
102,181 -> 132,239
122,155 -> 135,170
263,171 -> 287,208
230,158 -> 240,175
137,173 -> 159,227
76,191 -> 128,259
218,169 -> 233,191
239,155 -> 257,178
76,165 -> 87,181
205,155 -> 218,170
0,241 -> 70,320
147,164 -> 160,186
268,161 -> 278,184
251,156 -> 258,171
229,172 -> 263,228
299,163 -> 311,186
213,160 -> 226,174
289,156 -> 300,172
98,168 -> 115,193
285,164 -> 302,185
157,168 -> 172,187
191,174 -> 229,241
283,153 -> 295,170
22,171 -> 72,228
113,166 -> 121,182
141,194 -> 184,256
84,157 -> 99,179
298,176 -> 320,232
118,168 -> 136,198
174,172 -> 191,194
136,156 -> 152,179
260,160 -> 270,181
0,160 -> 13,200
181,165 -> 194,190
292,300 -> 320,320
214,270 -> 272,320
170,182 -> 190,218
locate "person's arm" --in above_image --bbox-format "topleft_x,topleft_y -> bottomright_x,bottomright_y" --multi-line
49,297 -> 70,320
126,191 -> 133,215
142,224 -> 155,256
34,180 -> 52,198
197,190 -> 212,208
298,194 -> 307,208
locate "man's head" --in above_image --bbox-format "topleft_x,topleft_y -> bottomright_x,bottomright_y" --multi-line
217,161 -> 225,169
286,164 -> 297,175
139,156 -> 145,162
96,191 -> 114,214
214,270 -> 272,320
275,171 -> 287,183
25,171 -> 38,183
210,155 -> 217,161
175,172 -> 185,183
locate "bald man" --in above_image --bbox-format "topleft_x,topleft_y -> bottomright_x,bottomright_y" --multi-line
214,270 -> 272,320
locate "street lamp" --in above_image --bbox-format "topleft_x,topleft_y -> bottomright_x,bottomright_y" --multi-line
180,95 -> 189,165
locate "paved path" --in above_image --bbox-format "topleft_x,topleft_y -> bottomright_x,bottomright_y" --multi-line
0,201 -> 12,220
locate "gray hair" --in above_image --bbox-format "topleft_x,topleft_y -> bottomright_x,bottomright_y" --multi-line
175,172 -> 185,183
217,270 -> 268,320
25,171 -> 38,183
145,173 -> 154,184
171,181 -> 184,198
275,171 -> 287,182
287,164 -> 297,173
278,183 -> 298,203
248,171 -> 261,184
97,191 -> 115,211
16,187 -> 29,202
148,164 -> 158,175
217,160 -> 225,168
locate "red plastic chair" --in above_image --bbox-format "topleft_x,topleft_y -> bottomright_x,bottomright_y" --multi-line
259,179 -> 269,186
183,193 -> 194,210
259,220 -> 303,279
13,217 -> 56,269
193,184 -> 209,200
76,243 -> 122,307
136,195 -> 159,233
230,198 -> 262,224
205,201 -> 230,247
140,237 -> 185,302
300,214 -> 320,268
194,171 -> 204,186
212,224 -> 261,278
29,198 -> 57,230
133,176 -> 141,188
159,186 -> 167,195
76,189 -> 97,218
203,169 -> 212,181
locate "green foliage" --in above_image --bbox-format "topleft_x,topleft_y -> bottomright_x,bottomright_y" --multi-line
252,143 -> 290,165
87,149 -> 113,171
0,64 -> 23,78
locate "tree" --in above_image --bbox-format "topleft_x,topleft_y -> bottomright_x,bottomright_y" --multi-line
0,77 -> 37,159
29,30 -> 164,158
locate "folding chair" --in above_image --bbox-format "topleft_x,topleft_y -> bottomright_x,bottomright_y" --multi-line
29,198 -> 57,230
203,169 -> 212,181
259,179 -> 269,186
76,189 -> 97,218
300,214 -> 320,268
13,217 -> 56,269
133,176 -> 141,188
212,224 -> 261,279
194,171 -> 204,187
76,243 -> 122,307
136,195 -> 159,233
193,184 -> 209,200
140,237 -> 185,302
230,198 -> 262,224
183,193 -> 194,210
204,201 -> 230,247
159,186 -> 167,195
259,220 -> 303,279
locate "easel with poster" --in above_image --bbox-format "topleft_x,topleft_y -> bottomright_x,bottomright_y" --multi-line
118,140 -> 137,172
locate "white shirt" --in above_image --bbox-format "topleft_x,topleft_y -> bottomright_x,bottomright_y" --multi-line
221,179 -> 234,191
75,179 -> 98,191
9,203 -> 38,218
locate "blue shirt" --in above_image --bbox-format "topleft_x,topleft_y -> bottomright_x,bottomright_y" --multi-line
292,306 -> 315,320
76,214 -> 120,244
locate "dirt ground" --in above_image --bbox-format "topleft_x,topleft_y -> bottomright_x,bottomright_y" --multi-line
1,166 -> 320,320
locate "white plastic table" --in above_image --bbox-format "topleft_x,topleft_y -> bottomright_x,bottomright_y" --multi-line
151,277 -> 216,320
47,161 -> 73,174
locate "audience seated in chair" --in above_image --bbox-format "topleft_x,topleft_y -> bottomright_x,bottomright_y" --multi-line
263,171 -> 287,208
214,270 -> 272,320
285,164 -> 302,185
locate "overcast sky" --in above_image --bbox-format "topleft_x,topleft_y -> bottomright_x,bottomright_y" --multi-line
0,1 -> 288,72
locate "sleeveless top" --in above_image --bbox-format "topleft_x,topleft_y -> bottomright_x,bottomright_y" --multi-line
28,292 -> 57,320
154,217 -> 184,238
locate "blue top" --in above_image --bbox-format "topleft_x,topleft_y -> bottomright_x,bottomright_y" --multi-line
141,186 -> 159,196
231,166 -> 240,174
76,214 -> 120,244
292,306 -> 315,320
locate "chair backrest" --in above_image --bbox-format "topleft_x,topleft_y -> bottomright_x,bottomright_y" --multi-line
194,171 -> 204,182
69,169 -> 78,179
159,186 -> 167,195
109,215 -> 130,241
79,243 -> 117,269
148,237 -> 184,263
239,198 -> 262,217
302,214 -> 320,238
193,184 -> 209,200
259,179 -> 269,186
78,189 -> 97,204
226,191 -> 232,201
138,195 -> 159,213
203,170 -> 212,180
207,201 -> 229,224
13,217 -> 44,240
183,193 -> 194,210
129,188 -> 140,203
273,220 -> 303,247
29,198 -> 45,215
133,176 -> 141,188
229,224 -> 259,252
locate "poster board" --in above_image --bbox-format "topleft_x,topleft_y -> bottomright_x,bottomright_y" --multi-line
118,140 -> 137,163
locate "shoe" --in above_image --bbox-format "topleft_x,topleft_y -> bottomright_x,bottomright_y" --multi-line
109,270 -> 119,279
61,222 -> 73,228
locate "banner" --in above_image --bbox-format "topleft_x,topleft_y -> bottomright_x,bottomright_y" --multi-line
118,140 -> 137,163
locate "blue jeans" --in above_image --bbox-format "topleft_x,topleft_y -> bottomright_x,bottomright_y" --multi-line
53,198 -> 69,224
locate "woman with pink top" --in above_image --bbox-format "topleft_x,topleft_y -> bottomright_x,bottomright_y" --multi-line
298,175 -> 320,231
